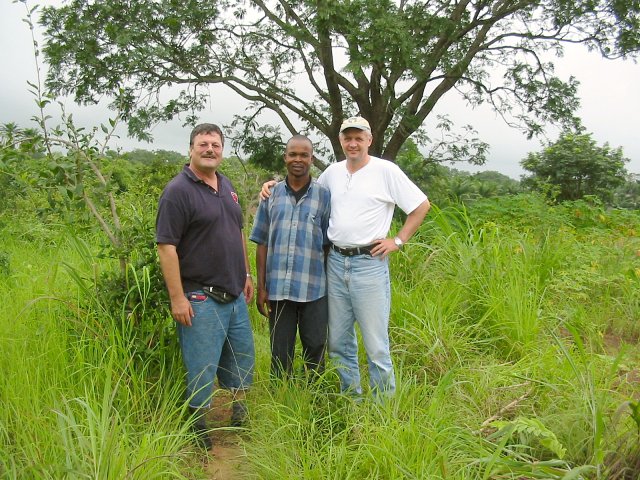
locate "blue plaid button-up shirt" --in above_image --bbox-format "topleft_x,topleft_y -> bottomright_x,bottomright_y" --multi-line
250,180 -> 331,302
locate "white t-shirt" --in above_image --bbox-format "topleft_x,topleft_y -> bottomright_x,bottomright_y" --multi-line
318,156 -> 428,247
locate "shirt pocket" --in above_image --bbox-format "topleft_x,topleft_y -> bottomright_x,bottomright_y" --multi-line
303,211 -> 324,249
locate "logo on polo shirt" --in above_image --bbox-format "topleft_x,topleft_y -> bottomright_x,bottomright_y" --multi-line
231,191 -> 239,203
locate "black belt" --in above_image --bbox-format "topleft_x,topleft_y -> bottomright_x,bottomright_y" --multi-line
202,286 -> 237,304
331,243 -> 376,256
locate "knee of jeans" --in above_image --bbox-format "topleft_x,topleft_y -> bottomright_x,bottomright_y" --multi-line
365,343 -> 392,361
327,337 -> 342,354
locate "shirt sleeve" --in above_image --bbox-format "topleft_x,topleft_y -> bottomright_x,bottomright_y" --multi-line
317,170 -> 327,187
156,189 -> 187,245
321,189 -> 331,246
249,198 -> 270,245
385,163 -> 428,215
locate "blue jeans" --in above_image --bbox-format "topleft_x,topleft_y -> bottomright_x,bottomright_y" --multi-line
327,250 -> 395,396
177,291 -> 255,408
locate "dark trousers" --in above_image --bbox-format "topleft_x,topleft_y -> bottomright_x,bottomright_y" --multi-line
269,296 -> 328,377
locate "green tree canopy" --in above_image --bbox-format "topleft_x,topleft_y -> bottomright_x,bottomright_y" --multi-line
226,121 -> 286,173
613,174 -> 640,209
396,139 -> 520,203
122,149 -> 186,165
40,0 -> 640,164
520,132 -> 629,202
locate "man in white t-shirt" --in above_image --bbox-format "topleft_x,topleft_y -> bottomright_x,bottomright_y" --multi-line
261,116 -> 430,397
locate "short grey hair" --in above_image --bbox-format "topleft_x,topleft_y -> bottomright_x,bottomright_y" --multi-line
189,123 -> 224,146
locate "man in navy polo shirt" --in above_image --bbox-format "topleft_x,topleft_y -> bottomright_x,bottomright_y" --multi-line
250,135 -> 331,378
156,123 -> 255,451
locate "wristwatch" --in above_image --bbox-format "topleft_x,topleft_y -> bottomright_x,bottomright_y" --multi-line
394,236 -> 404,249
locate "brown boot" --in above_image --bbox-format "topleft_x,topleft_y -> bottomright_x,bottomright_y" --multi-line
230,400 -> 248,427
188,407 -> 213,450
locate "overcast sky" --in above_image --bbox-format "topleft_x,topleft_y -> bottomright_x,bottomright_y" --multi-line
2,1 -> 639,180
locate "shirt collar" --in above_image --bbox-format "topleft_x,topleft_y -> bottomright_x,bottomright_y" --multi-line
182,164 -> 200,183
284,175 -> 312,192
183,163 -> 220,186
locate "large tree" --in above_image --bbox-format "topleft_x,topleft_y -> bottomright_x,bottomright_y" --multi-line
521,132 -> 629,202
40,0 -> 639,164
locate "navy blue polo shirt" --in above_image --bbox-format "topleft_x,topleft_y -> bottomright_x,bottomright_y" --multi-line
155,165 -> 246,295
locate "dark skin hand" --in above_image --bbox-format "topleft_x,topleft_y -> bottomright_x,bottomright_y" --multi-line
255,243 -> 271,317
256,288 -> 271,317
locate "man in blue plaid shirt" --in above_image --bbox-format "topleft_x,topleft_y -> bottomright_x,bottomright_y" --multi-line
250,135 -> 331,377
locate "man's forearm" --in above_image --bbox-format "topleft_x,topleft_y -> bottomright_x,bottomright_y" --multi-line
241,232 -> 251,276
397,199 -> 431,242
255,244 -> 268,291
158,242 -> 194,326
157,243 -> 184,300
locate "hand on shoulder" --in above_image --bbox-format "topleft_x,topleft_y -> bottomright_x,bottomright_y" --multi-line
259,180 -> 277,201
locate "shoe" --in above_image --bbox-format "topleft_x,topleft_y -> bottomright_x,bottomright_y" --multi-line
189,407 -> 213,450
230,400 -> 248,427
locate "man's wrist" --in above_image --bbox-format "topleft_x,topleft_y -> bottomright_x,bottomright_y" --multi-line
393,236 -> 404,249
168,289 -> 186,302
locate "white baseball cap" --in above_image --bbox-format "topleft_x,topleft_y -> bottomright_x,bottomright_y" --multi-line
340,116 -> 371,132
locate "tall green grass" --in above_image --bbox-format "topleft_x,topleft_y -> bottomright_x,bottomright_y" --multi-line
243,200 -> 640,479
0,234 -> 199,478
2,196 -> 639,479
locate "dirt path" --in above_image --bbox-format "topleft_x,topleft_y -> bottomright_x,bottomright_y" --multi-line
205,436 -> 246,479
204,391 -> 250,479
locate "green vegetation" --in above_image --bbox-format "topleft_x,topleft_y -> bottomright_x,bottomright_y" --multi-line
521,132 -> 629,203
396,139 -> 521,205
4,3 -> 639,477
1,144 -> 639,478
0,231 -> 195,478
